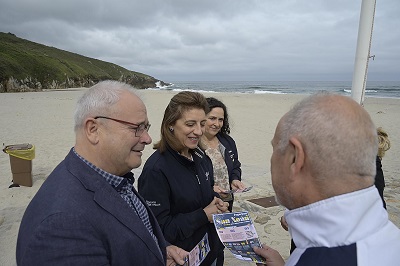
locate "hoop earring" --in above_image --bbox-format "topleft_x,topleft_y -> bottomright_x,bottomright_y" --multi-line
169,127 -> 174,132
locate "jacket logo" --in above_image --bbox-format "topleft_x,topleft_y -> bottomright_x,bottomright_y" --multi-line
146,200 -> 161,207
194,150 -> 203,159
229,151 -> 236,161
205,171 -> 209,180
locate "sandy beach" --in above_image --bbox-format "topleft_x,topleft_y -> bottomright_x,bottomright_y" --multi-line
1,89 -> 399,265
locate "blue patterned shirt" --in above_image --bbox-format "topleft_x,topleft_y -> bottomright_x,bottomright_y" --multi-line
72,148 -> 161,251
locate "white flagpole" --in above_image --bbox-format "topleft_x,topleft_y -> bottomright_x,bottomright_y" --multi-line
351,0 -> 377,105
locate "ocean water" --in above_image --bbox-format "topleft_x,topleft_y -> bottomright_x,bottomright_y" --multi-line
151,81 -> 400,99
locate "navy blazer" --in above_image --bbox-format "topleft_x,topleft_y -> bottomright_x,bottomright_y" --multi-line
16,149 -> 167,266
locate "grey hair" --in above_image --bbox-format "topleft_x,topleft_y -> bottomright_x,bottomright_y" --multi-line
74,80 -> 139,131
278,92 -> 378,180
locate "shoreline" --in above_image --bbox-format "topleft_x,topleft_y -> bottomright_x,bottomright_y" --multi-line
6,86 -> 400,99
1,89 -> 399,265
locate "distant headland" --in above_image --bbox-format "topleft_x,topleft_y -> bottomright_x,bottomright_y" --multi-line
0,32 -> 169,92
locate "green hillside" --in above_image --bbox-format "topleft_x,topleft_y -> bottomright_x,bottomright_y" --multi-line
0,32 -> 166,92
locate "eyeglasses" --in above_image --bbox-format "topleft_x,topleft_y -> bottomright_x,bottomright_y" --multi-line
94,116 -> 151,137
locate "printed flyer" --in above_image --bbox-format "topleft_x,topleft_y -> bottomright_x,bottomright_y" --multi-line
212,211 -> 266,264
223,186 -> 253,194
182,233 -> 210,266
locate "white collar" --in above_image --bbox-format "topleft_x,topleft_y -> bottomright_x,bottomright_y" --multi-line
285,186 -> 388,248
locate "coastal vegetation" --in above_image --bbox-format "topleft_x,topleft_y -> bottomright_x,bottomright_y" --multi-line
0,32 -> 167,92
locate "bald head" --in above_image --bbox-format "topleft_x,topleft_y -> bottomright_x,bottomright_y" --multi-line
276,92 -> 377,193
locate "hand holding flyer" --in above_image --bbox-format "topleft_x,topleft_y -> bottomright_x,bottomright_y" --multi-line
222,186 -> 253,194
212,211 -> 266,264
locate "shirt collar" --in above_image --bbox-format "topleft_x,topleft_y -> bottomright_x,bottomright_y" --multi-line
72,147 -> 135,191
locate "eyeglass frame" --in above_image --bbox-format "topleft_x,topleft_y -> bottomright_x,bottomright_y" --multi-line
94,116 -> 151,137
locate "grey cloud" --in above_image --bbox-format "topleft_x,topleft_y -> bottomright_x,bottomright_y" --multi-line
0,0 -> 399,81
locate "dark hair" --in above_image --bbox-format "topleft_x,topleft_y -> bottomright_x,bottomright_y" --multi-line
154,91 -> 209,153
206,97 -> 230,135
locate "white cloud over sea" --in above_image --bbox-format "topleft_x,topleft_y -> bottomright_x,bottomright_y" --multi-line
1,0 -> 399,82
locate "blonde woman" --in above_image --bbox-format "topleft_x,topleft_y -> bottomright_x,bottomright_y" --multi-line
375,127 -> 391,209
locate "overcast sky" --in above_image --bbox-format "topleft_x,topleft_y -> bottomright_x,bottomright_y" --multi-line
1,0 -> 399,82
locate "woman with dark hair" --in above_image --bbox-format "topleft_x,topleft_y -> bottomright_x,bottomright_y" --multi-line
138,91 -> 228,266
201,97 -> 245,266
201,97 -> 245,212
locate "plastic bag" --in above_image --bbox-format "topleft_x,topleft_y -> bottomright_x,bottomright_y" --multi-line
3,143 -> 35,160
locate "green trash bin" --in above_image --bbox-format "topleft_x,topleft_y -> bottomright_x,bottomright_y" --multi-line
3,143 -> 35,187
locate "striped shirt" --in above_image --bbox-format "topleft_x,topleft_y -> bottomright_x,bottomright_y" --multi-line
72,148 -> 161,250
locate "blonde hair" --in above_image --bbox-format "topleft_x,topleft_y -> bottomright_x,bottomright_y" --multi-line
377,127 -> 390,159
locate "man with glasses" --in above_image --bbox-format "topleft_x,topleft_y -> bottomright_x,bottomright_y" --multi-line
16,80 -> 188,265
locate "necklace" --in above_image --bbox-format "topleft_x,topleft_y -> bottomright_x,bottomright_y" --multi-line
203,137 -> 219,149
180,152 -> 193,161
